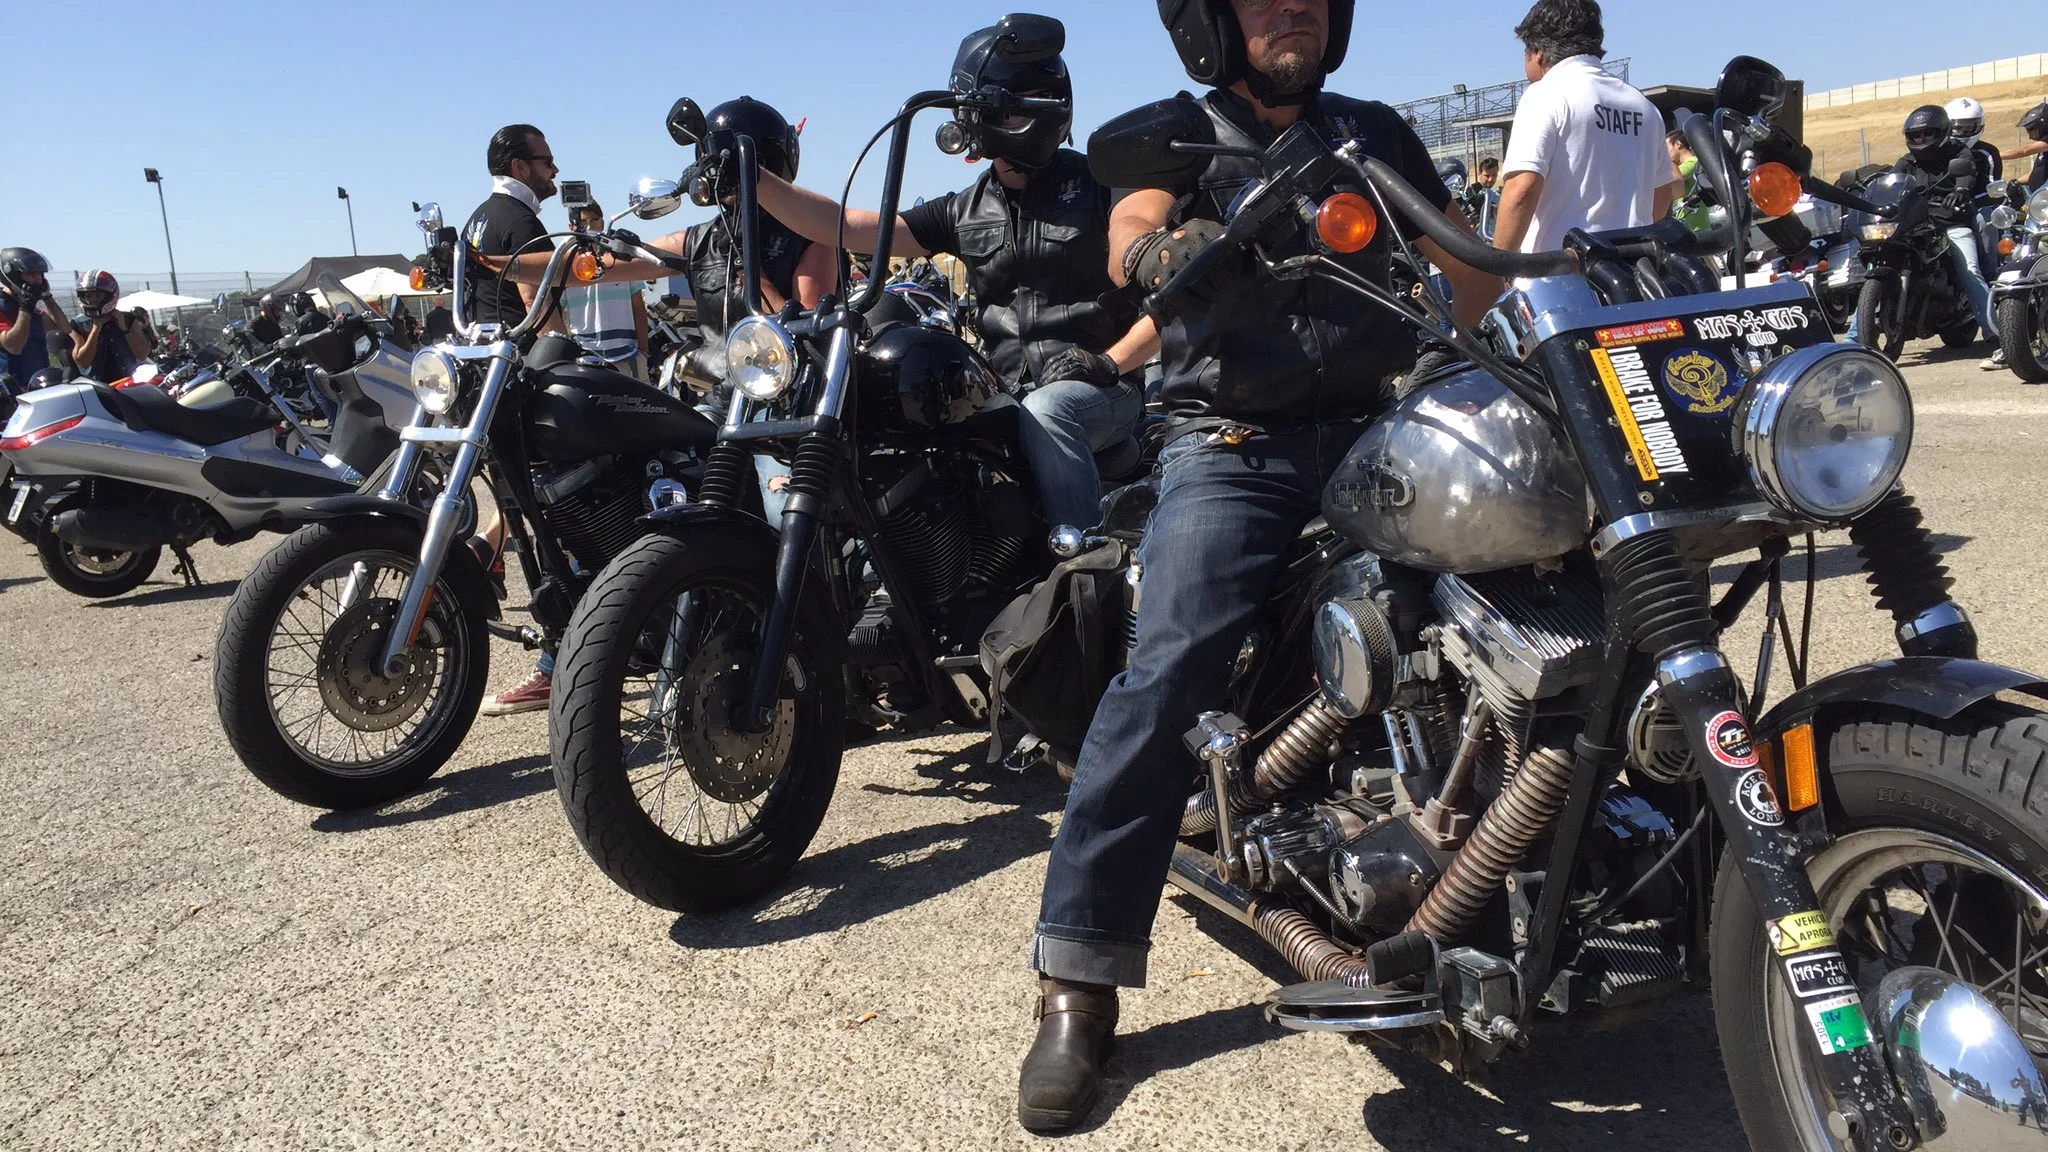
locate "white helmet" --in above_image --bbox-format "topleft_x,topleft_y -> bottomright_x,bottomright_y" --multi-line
1945,96 -> 1986,145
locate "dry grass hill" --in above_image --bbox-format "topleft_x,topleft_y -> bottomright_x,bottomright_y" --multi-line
1804,75 -> 2046,179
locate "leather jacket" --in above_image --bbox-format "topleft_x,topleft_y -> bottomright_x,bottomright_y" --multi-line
684,213 -> 813,405
912,149 -> 1136,387
1153,88 -> 1450,427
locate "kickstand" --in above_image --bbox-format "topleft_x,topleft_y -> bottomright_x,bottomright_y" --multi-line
170,543 -> 202,587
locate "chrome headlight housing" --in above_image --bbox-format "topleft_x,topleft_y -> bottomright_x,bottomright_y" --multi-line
409,347 -> 460,414
2029,186 -> 2048,230
725,315 -> 797,403
1989,204 -> 2020,231
1738,344 -> 1912,523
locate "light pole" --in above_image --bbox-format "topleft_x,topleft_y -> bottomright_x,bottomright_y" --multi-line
337,187 -> 358,256
141,168 -> 180,295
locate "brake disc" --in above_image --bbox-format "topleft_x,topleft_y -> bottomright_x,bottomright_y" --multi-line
316,598 -> 436,732
667,630 -> 797,805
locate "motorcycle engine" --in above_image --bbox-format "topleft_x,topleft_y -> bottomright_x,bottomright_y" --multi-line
865,455 -> 1033,611
533,457 -> 656,570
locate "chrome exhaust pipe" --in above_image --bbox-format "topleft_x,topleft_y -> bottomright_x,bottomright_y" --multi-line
1166,842 -> 1257,929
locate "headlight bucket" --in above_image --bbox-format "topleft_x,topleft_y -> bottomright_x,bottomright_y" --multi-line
409,348 -> 460,414
1737,344 -> 1913,523
725,315 -> 797,403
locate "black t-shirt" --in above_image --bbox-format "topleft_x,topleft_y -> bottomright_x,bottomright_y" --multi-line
2030,153 -> 2048,193
462,191 -> 550,327
250,314 -> 284,344
1142,89 -> 1452,424
1972,141 -> 2004,182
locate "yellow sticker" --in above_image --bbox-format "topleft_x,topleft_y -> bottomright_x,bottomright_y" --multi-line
1590,347 -> 1660,483
1769,910 -> 1836,955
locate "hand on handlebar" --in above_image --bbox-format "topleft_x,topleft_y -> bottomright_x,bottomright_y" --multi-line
1124,219 -> 1245,317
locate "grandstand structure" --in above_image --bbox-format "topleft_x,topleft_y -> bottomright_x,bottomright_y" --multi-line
1393,59 -> 1633,169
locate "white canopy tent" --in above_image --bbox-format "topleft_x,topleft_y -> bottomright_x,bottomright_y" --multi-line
117,290 -> 212,313
339,266 -> 434,300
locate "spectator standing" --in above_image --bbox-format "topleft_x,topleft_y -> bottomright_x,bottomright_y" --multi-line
0,248 -> 64,382
1668,130 -> 1711,233
563,201 -> 649,379
69,271 -> 150,382
1492,0 -> 1677,253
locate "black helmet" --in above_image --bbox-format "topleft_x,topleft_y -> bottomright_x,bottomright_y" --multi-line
698,97 -> 800,182
0,247 -> 50,299
1436,158 -> 1469,191
1157,0 -> 1354,105
950,15 -> 1074,170
2022,101 -> 2048,141
1902,104 -> 1951,163
257,292 -> 278,314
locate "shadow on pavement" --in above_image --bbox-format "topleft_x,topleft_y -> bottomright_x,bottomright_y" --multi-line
0,575 -> 40,594
668,743 -> 1063,951
86,581 -> 237,609
310,753 -> 554,832
1061,1002 -> 1279,1134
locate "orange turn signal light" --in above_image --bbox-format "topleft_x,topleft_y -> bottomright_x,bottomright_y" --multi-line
571,251 -> 602,283
2001,237 -> 2018,257
1316,192 -> 1378,254
1780,723 -> 1820,812
1749,162 -> 1801,219
408,266 -> 428,291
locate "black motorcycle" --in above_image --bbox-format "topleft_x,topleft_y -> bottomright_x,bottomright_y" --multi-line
546,19 -> 1146,913
1990,178 -> 2048,380
212,191 -> 724,810
990,57 -> 2048,1152
1850,164 -> 1981,359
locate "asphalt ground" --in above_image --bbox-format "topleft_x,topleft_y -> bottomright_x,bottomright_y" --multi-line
2,338 -> 2042,1152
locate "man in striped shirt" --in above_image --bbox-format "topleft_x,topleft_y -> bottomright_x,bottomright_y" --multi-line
564,202 -> 649,378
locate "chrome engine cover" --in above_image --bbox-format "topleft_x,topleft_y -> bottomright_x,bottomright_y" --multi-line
1323,366 -> 1591,574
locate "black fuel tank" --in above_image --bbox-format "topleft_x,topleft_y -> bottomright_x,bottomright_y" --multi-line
528,363 -> 717,461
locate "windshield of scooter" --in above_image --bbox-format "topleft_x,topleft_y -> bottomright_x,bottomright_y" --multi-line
311,271 -> 376,320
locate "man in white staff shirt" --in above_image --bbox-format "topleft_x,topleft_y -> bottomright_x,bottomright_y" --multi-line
1492,0 -> 1678,254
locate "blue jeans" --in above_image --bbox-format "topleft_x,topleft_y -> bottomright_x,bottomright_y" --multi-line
1031,421 -> 1363,987
1018,377 -> 1144,532
1945,224 -> 2000,341
696,402 -> 789,521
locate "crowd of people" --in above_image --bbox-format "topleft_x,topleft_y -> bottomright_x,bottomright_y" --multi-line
0,260 -> 172,386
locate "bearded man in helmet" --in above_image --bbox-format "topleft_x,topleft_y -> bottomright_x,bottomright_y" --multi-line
750,15 -> 1156,535
1014,0 -> 1501,1131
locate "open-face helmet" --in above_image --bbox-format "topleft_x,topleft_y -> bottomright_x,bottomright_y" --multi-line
1157,0 -> 1355,106
2021,101 -> 2048,142
697,97 -> 800,182
950,16 -> 1073,170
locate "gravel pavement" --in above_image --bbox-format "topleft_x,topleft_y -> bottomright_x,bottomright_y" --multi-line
3,339 -> 2043,1152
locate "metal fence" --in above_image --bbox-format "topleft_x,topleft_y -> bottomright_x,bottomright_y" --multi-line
1393,59 -> 1633,169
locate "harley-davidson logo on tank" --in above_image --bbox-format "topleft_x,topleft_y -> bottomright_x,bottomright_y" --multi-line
1570,293 -> 1829,512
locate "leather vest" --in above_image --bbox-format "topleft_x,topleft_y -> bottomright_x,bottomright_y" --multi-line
684,214 -> 812,403
1156,90 -> 1422,426
941,149 -> 1135,387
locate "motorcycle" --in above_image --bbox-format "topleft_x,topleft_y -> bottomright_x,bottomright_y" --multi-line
544,33 -> 1150,914
1850,164 -> 1982,360
988,57 -> 2048,1151
0,274 -> 410,598
1990,180 -> 2048,380
211,191 -> 721,811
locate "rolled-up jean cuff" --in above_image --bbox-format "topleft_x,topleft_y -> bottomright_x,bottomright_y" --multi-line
1031,925 -> 1151,989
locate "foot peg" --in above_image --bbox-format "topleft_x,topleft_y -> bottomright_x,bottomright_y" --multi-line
484,620 -> 541,648
1266,979 -> 1444,1034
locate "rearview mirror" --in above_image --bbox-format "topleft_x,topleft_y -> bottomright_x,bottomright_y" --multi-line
667,97 -> 707,149
993,13 -> 1064,63
1087,95 -> 1216,191
628,177 -> 682,220
1948,156 -> 1979,180
416,201 -> 444,235
1717,56 -> 1787,120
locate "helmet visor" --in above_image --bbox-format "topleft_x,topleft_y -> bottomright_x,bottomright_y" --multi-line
1906,129 -> 1942,148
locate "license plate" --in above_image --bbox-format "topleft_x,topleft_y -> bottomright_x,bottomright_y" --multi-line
6,484 -> 29,526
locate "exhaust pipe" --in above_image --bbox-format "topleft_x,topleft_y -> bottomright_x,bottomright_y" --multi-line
51,507 -> 175,553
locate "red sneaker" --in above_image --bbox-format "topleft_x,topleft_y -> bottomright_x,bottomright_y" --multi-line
480,669 -> 550,716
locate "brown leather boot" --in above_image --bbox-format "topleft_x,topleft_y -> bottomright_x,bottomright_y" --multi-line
1017,977 -> 1118,1132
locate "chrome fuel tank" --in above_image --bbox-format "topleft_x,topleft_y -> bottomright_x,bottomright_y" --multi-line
1323,367 -> 1589,574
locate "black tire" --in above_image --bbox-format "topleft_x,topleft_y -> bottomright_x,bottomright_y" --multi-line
34,498 -> 159,598
214,517 -> 492,809
1853,279 -> 1907,361
1711,702 -> 2048,1151
550,527 -> 844,914
1938,320 -> 1978,349
1999,294 -> 2048,383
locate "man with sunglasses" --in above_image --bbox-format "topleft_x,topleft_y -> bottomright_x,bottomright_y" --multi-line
461,124 -> 562,333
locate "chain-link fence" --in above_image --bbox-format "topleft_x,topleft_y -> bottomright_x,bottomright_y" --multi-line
49,269 -> 288,348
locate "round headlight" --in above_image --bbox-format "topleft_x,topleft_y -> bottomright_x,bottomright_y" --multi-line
726,316 -> 797,402
2028,187 -> 2048,230
1739,345 -> 1912,522
409,348 -> 459,414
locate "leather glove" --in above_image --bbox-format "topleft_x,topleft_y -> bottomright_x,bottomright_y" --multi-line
1121,219 -> 1241,314
1040,346 -> 1120,388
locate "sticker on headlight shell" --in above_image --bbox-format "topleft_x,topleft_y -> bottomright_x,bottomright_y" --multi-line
1707,710 -> 1759,770
1662,349 -> 1741,416
1590,347 -> 1690,482
1786,950 -> 1855,1000
1769,910 -> 1836,956
1595,318 -> 1685,348
1804,993 -> 1873,1053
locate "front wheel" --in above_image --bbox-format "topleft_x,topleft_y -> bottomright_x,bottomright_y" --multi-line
549,527 -> 844,914
1854,278 -> 1908,362
214,518 -> 492,809
35,498 -> 159,598
1712,703 -> 2048,1150
1999,293 -> 2048,383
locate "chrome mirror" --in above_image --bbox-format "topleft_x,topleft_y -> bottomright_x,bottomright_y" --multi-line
628,177 -> 682,221
416,201 -> 444,235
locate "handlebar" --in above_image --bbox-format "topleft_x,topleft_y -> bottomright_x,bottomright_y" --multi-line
1350,155 -> 1581,279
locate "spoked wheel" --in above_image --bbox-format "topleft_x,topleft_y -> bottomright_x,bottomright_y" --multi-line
214,518 -> 491,809
550,527 -> 843,914
1854,279 -> 1909,362
34,498 -> 159,598
1999,294 -> 2048,383
1713,703 -> 2048,1150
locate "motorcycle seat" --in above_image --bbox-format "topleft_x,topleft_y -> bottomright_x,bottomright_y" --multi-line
94,383 -> 277,446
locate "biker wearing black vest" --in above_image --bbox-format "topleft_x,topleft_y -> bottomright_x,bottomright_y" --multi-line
751,19 -> 1159,534
1015,0 -> 1502,1132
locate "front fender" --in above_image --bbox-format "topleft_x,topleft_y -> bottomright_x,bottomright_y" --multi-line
301,494 -> 428,525
1992,251 -> 2048,299
1755,657 -> 2048,739
641,500 -> 777,548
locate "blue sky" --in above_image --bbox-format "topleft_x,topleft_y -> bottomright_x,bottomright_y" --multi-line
3,1 -> 2035,280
